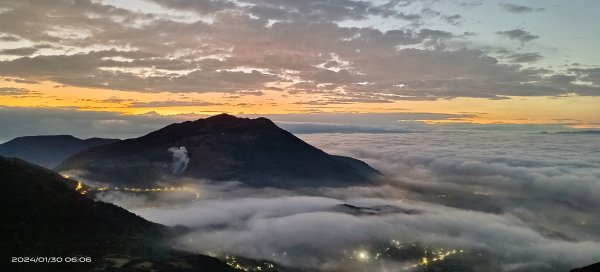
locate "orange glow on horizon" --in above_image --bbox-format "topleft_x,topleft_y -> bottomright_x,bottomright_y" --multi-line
1,78 -> 599,127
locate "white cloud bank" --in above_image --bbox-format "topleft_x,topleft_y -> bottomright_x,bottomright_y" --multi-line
99,130 -> 600,271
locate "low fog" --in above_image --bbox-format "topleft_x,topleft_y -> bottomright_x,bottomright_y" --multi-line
97,130 -> 600,271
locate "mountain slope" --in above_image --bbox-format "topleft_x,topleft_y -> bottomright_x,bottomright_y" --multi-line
0,156 -> 165,258
57,114 -> 381,188
0,135 -> 118,168
571,262 -> 600,272
0,156 -> 239,272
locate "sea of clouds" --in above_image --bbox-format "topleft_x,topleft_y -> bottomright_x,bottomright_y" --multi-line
101,130 -> 600,271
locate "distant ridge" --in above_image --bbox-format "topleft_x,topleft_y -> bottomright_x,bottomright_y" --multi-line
57,114 -> 381,188
0,135 -> 118,168
551,130 -> 600,135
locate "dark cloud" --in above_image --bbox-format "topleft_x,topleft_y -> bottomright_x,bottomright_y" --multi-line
496,28 -> 539,45
5,78 -> 40,84
570,67 -> 600,86
0,87 -> 30,95
442,14 -> 463,25
0,47 -> 39,56
0,34 -> 20,41
505,52 -> 544,63
150,0 -> 236,15
0,43 -> 55,56
456,0 -> 483,8
234,90 -> 265,96
500,3 -> 545,14
128,100 -> 221,108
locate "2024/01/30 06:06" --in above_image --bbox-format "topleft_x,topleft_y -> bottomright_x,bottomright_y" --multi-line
12,256 -> 92,263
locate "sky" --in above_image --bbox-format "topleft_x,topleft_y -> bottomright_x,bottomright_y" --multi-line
0,0 -> 599,140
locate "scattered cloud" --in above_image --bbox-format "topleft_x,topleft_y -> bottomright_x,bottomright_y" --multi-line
0,0 -> 595,101
500,3 -> 545,14
496,28 -> 539,46
128,100 -> 221,108
0,47 -> 39,56
0,44 -> 55,56
570,68 -> 600,86
505,52 -> 544,63
0,87 -> 30,96
0,34 -> 20,42
442,14 -> 463,25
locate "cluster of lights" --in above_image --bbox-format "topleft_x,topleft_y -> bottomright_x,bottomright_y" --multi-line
407,248 -> 464,270
346,240 -> 464,270
428,248 -> 462,263
74,180 -> 91,195
63,174 -> 200,199
224,255 -> 275,272
390,239 -> 463,266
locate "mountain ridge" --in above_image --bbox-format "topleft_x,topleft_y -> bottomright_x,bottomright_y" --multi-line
0,135 -> 118,168
57,114 -> 381,188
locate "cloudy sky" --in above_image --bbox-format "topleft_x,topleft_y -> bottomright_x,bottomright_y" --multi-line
0,0 -> 599,139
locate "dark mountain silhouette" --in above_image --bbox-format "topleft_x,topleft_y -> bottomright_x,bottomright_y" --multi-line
571,262 -> 600,272
57,114 -> 381,188
0,156 -> 163,258
0,156 -> 239,272
0,135 -> 118,168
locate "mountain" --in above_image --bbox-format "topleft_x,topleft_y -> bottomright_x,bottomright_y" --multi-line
0,156 -> 239,272
571,262 -> 600,272
57,114 -> 381,188
0,156 -> 163,258
0,135 -> 118,168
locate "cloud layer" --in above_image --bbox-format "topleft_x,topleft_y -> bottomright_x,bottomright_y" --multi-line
105,130 -> 600,271
0,0 -> 598,103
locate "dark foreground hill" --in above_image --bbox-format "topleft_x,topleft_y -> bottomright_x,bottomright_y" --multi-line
57,114 -> 381,188
0,156 -> 238,272
0,135 -> 118,168
571,262 -> 600,272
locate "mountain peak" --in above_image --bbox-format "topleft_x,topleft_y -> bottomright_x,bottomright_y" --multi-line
204,113 -> 239,121
196,114 -> 276,128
